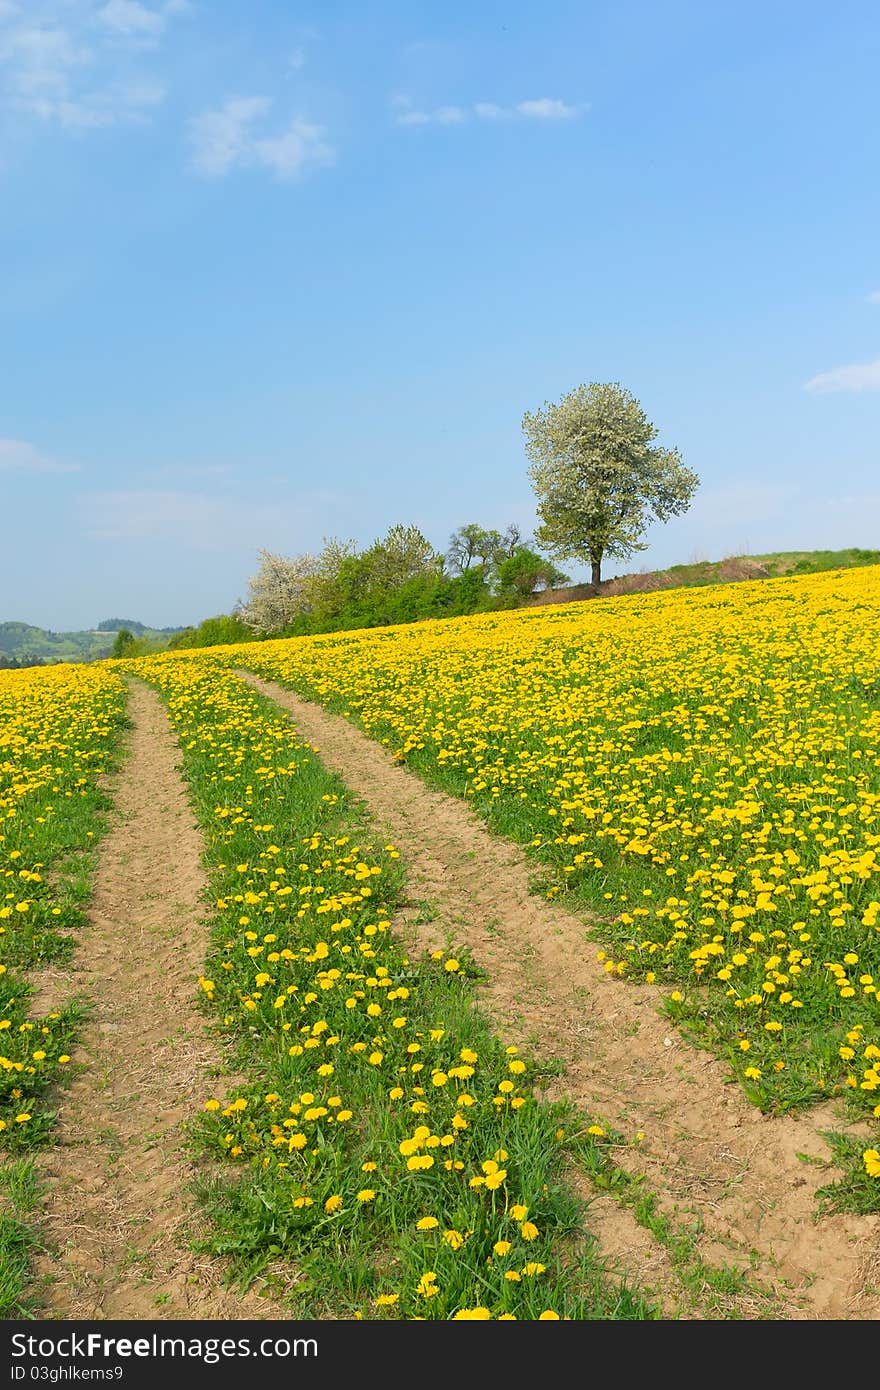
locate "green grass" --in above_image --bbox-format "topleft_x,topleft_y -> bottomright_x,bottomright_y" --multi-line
0,1160 -> 44,1317
816,1130 -> 880,1215
631,549 -> 880,593
0,667 -> 129,1305
221,564 -> 880,1212
754,548 -> 880,577
134,657 -> 660,1320
216,663 -> 878,1130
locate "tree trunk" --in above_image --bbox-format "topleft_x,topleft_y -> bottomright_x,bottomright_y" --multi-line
591,557 -> 602,588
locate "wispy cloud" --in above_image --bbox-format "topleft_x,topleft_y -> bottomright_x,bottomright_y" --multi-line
188,95 -> 269,174
431,104 -> 466,125
392,94 -> 585,127
0,0 -> 184,132
674,481 -> 800,529
81,489 -> 282,547
0,438 -> 80,473
189,96 -> 334,180
867,290 -> 880,305
804,359 -> 880,393
517,97 -> 579,119
79,487 -> 340,551
97,1 -> 167,42
473,101 -> 509,121
145,462 -> 235,481
395,102 -> 465,126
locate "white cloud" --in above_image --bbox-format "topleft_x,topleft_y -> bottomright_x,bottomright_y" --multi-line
0,25 -> 90,115
188,95 -> 268,174
0,438 -> 80,473
474,102 -> 509,120
867,290 -> 880,305
517,97 -> 578,119
285,25 -> 319,73
35,73 -> 165,129
252,118 -> 334,180
391,94 -> 432,126
0,1 -> 182,132
189,96 -> 333,180
391,93 -> 468,126
434,104 -> 466,125
393,94 -> 584,126
96,1 -> 166,40
395,108 -> 430,126
394,101 -> 466,126
804,359 -> 880,393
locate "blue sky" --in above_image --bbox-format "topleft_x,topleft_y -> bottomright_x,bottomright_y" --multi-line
2,0 -> 879,630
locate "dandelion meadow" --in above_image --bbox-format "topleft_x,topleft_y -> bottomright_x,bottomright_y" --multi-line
226,566 -> 880,1203
125,655 -> 651,1319
5,562 -> 880,1321
0,663 -> 125,1311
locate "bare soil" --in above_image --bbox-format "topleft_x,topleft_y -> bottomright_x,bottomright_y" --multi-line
33,682 -> 273,1319
241,672 -> 880,1320
528,557 -> 772,607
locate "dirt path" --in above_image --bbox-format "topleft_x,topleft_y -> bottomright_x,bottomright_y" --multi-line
33,682 -> 268,1319
241,673 -> 880,1320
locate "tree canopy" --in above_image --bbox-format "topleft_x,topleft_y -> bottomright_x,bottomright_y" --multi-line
446,523 -> 523,579
522,382 -> 698,586
235,518 -> 566,640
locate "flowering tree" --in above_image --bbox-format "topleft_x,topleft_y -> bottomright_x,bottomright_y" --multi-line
523,382 -> 698,586
239,549 -> 318,633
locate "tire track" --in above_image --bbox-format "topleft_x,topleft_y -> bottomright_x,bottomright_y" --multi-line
33,681 -> 273,1319
239,671 -> 880,1320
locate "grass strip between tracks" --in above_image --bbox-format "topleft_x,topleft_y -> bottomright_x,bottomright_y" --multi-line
136,655 -> 658,1320
0,665 -> 127,1314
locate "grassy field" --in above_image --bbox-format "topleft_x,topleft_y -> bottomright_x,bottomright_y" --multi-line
219,563 -> 880,1209
577,547 -> 880,599
4,559 -> 880,1319
0,664 -> 126,1313
659,547 -> 880,588
754,548 -> 880,576
129,656 -> 654,1319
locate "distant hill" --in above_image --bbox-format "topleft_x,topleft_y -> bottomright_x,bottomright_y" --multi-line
95,618 -> 182,636
0,619 -> 184,667
96,618 -> 148,636
527,548 -> 880,606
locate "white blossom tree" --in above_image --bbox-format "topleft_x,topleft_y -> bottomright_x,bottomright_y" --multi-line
239,549 -> 318,633
523,382 -> 698,586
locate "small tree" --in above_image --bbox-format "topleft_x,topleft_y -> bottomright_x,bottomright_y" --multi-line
447,524 -> 525,582
239,549 -> 318,634
447,524 -> 487,574
111,628 -> 136,657
522,382 -> 698,586
499,523 -> 524,558
309,536 -> 360,622
497,548 -> 569,600
359,524 -> 440,595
